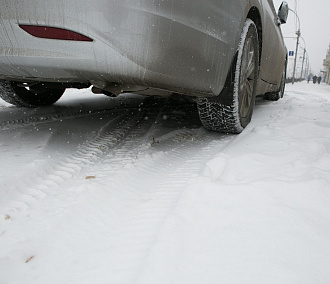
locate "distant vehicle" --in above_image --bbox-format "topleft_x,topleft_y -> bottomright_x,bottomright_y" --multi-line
0,0 -> 288,133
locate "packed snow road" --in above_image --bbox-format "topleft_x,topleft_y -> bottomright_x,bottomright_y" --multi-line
1,82 -> 330,283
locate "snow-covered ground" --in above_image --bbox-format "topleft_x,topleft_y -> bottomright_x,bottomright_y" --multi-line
1,82 -> 330,283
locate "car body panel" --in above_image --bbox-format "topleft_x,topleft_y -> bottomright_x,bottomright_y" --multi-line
258,0 -> 287,85
0,0 -> 286,97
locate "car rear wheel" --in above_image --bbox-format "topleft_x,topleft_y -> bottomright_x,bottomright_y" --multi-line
197,19 -> 259,133
0,80 -> 65,107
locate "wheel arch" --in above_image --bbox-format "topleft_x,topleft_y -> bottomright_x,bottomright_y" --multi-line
247,7 -> 263,65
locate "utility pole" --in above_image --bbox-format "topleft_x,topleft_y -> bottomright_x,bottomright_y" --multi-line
292,29 -> 301,84
305,58 -> 309,78
289,8 -> 301,84
300,48 -> 306,80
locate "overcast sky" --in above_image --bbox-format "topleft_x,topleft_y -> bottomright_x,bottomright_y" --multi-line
273,0 -> 330,74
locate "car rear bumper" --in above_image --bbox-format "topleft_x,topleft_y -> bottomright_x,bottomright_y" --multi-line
0,0 -> 241,96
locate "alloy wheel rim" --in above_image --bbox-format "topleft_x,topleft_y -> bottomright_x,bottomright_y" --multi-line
239,37 -> 256,119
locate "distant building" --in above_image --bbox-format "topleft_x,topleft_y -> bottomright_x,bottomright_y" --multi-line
323,44 -> 330,84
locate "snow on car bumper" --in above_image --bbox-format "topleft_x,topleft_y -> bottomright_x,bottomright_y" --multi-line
0,0 -> 240,96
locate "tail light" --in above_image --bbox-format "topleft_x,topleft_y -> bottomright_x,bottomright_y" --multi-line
19,25 -> 93,42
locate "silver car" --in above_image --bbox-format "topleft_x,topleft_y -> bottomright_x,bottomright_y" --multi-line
0,0 -> 288,133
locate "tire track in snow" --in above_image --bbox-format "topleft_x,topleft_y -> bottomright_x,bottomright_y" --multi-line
1,97 -> 237,282
81,125 -> 235,282
0,98 -> 166,217
0,107 -> 136,131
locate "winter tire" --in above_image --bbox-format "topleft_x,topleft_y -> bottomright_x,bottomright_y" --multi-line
197,19 -> 259,134
0,80 -> 65,107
